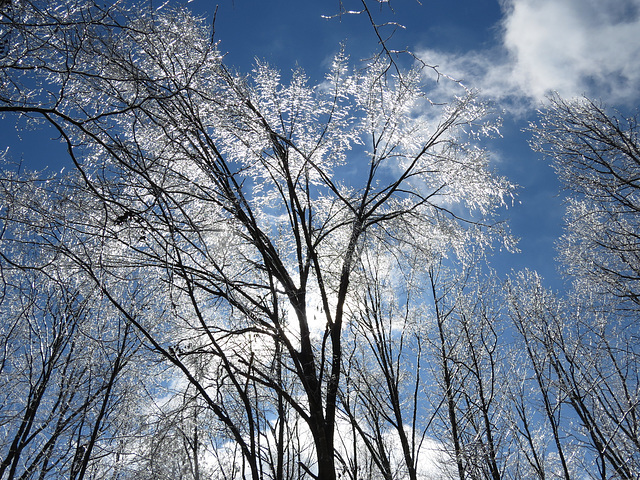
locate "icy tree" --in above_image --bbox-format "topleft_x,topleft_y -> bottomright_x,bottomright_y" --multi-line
0,2 -> 512,478
526,95 -> 640,480
531,94 -> 640,312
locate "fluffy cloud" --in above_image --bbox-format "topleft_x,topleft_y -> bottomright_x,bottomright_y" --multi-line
502,0 -> 640,104
419,0 -> 640,109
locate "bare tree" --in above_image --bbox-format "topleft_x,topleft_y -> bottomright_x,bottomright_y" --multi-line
530,94 -> 640,310
0,215 -> 144,479
527,94 -> 640,479
506,271 -> 577,480
339,246 -> 433,480
507,269 -> 640,480
427,261 -> 516,480
0,2 -> 512,479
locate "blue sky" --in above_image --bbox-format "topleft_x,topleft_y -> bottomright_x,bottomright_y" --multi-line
3,0 -> 640,290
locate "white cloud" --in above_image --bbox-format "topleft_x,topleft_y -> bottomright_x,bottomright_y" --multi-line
502,0 -> 640,104
418,0 -> 640,110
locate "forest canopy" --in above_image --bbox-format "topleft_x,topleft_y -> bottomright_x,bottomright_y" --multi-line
0,1 -> 639,479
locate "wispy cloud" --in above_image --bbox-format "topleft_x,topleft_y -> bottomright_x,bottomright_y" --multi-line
419,0 -> 640,110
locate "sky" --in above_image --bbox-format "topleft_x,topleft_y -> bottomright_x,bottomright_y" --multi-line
3,0 -> 640,291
